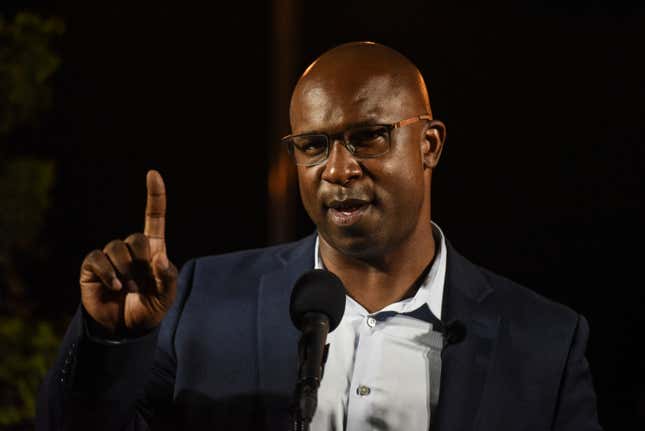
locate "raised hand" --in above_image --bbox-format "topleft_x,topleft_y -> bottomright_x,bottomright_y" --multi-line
79,170 -> 178,336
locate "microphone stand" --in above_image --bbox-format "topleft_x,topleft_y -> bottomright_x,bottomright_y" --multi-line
290,315 -> 330,431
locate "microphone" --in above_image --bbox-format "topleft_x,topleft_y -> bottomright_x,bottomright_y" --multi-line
403,304 -> 466,346
441,319 -> 466,346
289,269 -> 346,430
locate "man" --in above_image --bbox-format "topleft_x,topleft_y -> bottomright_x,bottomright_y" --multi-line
37,42 -> 602,430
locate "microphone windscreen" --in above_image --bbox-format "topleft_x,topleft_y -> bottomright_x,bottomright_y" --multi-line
443,319 -> 467,345
290,269 -> 346,332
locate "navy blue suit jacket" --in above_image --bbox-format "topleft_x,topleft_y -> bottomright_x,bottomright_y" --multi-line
37,234 -> 602,430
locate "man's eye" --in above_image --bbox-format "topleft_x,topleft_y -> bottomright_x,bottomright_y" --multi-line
295,138 -> 326,154
303,143 -> 324,153
349,128 -> 388,146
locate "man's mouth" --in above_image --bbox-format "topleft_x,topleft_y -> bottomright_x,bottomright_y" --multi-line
326,199 -> 371,226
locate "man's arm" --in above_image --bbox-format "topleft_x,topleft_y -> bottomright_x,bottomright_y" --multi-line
552,314 -> 603,430
36,170 -> 185,430
36,258 -> 196,431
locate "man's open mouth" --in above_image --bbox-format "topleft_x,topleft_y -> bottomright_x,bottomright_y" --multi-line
326,199 -> 371,225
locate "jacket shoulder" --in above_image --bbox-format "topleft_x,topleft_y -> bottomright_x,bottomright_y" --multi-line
477,264 -> 580,332
183,235 -> 313,282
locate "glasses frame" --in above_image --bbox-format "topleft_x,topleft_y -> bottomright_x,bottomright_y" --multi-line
282,114 -> 433,167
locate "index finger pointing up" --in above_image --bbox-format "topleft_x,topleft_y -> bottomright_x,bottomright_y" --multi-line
144,170 -> 167,254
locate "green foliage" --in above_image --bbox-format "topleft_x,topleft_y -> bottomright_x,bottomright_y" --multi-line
0,158 -> 55,255
0,12 -> 65,135
0,10 -> 63,293
0,11 -> 65,428
0,316 -> 61,426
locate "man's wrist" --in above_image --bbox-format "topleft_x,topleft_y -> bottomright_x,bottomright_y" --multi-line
81,306 -> 158,344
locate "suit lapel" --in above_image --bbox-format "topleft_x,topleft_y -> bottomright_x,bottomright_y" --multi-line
433,241 -> 501,431
257,234 -> 316,428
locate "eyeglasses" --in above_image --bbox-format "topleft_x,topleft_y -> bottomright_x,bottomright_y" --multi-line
282,114 -> 432,167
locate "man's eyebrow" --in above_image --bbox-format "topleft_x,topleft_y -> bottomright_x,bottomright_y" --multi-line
345,119 -> 384,129
301,119 -> 385,135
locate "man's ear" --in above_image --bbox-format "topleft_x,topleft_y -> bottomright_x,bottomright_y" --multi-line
422,120 -> 447,169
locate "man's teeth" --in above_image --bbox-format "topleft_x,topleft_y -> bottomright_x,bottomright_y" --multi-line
338,204 -> 361,211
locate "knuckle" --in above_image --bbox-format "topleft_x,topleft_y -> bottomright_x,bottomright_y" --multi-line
88,248 -> 102,258
125,232 -> 147,244
84,249 -> 104,264
103,239 -> 125,254
125,232 -> 150,252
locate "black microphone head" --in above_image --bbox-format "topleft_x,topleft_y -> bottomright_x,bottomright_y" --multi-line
443,319 -> 467,345
290,269 -> 346,332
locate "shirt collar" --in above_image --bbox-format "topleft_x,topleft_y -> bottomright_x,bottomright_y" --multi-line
314,221 -> 447,320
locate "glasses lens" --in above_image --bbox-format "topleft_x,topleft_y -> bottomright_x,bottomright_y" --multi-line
288,134 -> 328,165
345,126 -> 390,157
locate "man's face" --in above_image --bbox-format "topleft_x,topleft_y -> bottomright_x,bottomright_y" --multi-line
291,75 -> 430,259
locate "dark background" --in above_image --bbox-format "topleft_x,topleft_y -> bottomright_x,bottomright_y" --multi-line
2,0 -> 643,428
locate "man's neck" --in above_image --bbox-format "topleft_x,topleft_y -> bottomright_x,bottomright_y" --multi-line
319,223 -> 436,313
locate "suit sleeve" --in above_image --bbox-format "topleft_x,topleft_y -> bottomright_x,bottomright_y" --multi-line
551,314 -> 603,431
35,259 -> 197,431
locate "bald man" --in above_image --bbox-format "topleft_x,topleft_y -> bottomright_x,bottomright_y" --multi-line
37,42 -> 602,431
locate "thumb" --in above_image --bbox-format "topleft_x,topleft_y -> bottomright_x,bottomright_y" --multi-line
151,252 -> 178,297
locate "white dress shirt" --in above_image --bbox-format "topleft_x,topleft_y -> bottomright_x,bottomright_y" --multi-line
311,222 -> 447,431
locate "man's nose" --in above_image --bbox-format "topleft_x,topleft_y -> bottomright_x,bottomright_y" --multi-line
321,139 -> 362,186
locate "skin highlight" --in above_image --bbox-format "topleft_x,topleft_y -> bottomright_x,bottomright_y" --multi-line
290,42 -> 446,313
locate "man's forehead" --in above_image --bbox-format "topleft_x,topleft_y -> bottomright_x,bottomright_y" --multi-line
292,74 -> 415,133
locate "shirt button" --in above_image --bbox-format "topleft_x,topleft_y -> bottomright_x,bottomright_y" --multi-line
356,385 -> 371,396
366,316 -> 376,328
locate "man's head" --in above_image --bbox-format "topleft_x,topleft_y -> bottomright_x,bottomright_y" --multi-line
288,42 -> 446,260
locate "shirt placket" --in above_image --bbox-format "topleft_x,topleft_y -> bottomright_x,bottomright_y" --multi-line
346,312 -> 382,430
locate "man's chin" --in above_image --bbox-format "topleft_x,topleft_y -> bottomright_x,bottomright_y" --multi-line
319,227 -> 385,260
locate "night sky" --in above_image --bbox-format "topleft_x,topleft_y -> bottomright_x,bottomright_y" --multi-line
2,0 -> 644,428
